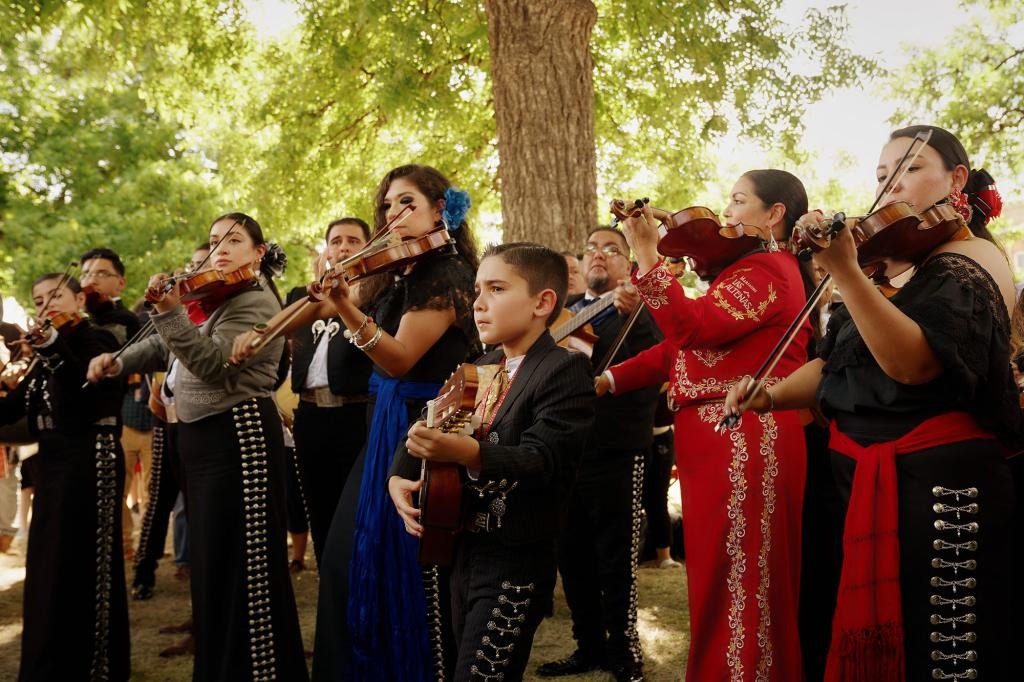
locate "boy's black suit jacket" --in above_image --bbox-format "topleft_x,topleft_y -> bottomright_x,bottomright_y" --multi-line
390,330 -> 595,546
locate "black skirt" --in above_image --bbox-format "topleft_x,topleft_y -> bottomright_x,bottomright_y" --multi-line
177,397 -> 308,682
832,435 -> 1015,681
19,427 -> 129,681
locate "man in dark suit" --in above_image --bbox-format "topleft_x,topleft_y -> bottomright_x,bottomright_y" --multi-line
81,247 -> 145,560
288,217 -> 374,564
389,243 -> 595,682
537,227 -> 662,682
80,248 -> 141,345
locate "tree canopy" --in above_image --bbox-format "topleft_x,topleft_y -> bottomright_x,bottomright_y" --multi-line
1,0 -> 879,305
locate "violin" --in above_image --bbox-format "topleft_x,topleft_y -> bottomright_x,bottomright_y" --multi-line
795,201 -> 967,284
0,313 -> 83,393
26,311 -> 85,344
309,229 -> 456,301
610,199 -> 770,280
145,265 -> 259,309
82,284 -> 115,317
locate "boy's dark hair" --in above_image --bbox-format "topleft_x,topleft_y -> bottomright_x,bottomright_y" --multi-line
326,217 -> 371,243
80,247 -> 126,276
34,273 -> 82,294
482,242 -> 568,326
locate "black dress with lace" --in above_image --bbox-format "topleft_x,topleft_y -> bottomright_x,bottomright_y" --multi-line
817,252 -> 1018,681
369,250 -> 480,381
312,251 -> 479,681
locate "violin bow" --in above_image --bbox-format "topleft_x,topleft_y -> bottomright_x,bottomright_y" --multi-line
228,207 -> 419,368
716,130 -> 933,433
594,297 -> 644,376
33,261 -> 79,333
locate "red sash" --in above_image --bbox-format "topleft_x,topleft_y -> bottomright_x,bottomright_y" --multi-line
824,411 -> 993,682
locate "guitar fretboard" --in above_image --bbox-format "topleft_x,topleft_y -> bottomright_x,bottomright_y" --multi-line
552,292 -> 616,342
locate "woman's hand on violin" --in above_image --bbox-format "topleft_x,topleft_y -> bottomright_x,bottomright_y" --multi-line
594,373 -> 611,397
723,375 -> 772,421
810,224 -> 860,281
309,269 -> 350,305
388,476 -> 423,537
147,273 -> 180,313
619,204 -> 662,275
795,210 -> 860,281
86,353 -> 122,383
24,324 -> 54,348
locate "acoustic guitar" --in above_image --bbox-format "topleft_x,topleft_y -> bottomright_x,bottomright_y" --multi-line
418,363 -> 484,565
549,291 -> 616,357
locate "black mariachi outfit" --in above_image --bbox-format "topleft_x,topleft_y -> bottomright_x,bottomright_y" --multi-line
557,296 -> 662,673
132,413 -> 181,594
392,332 -> 595,681
312,252 -> 478,682
118,283 -> 308,682
818,252 -> 1020,681
286,286 -> 372,565
89,297 -> 141,346
0,321 -> 129,681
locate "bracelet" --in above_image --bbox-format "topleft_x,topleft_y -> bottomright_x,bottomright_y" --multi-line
355,325 -> 384,352
344,315 -> 372,343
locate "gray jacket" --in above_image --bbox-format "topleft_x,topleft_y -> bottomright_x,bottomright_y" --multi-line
118,282 -> 285,423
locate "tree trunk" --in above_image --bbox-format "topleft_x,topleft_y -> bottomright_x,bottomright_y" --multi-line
484,0 -> 598,252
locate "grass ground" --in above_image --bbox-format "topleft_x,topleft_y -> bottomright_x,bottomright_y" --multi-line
0,542 -> 690,681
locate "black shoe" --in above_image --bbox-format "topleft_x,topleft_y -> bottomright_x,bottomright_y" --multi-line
131,584 -> 154,601
610,663 -> 644,682
536,650 -> 606,677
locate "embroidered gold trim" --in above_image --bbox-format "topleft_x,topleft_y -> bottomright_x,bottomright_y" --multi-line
725,427 -> 749,680
693,348 -> 730,368
672,352 -> 741,400
754,412 -> 779,681
712,268 -> 777,322
634,264 -> 674,310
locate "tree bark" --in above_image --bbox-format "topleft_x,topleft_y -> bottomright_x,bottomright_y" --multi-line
484,0 -> 598,252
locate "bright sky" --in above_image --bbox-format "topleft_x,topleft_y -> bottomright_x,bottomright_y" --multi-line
713,0 -> 971,203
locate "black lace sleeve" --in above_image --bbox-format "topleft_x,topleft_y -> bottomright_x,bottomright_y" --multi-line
401,253 -> 478,343
899,253 -> 1021,441
817,252 -> 1021,445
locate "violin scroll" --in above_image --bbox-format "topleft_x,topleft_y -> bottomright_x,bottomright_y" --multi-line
794,212 -> 847,261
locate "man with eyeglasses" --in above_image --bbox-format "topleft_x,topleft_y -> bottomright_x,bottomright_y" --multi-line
81,247 -> 146,561
537,227 -> 661,682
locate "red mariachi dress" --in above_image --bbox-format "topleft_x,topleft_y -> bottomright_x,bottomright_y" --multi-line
609,252 -> 810,681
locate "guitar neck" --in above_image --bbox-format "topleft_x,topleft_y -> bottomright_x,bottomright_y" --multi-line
552,293 -> 615,342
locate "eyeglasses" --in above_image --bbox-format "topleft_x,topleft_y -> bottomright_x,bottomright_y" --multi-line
80,271 -> 119,280
584,244 -> 626,258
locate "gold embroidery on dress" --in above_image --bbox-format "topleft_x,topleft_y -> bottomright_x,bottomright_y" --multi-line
672,353 -> 742,400
697,401 -> 725,424
712,268 -> 777,322
693,349 -> 730,368
725,427 -> 749,680
634,264 -> 674,310
754,412 -> 779,681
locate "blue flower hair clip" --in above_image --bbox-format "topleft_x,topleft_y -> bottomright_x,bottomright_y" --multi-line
442,187 -> 471,232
